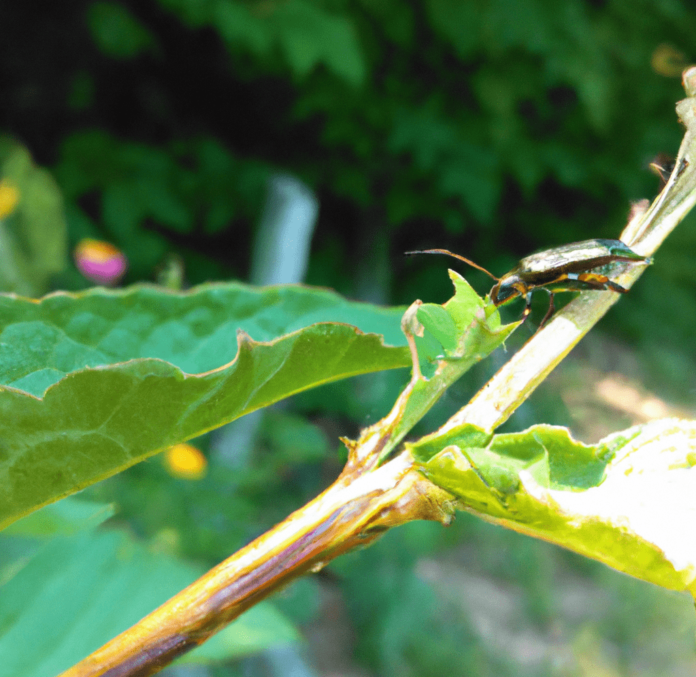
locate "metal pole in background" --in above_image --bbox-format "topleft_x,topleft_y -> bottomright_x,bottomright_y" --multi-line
212,174 -> 320,677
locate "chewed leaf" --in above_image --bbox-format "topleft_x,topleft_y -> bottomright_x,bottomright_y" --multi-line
418,419 -> 696,596
416,303 -> 458,353
413,270 -> 517,364
408,423 -> 493,463
384,276 -> 518,458
490,425 -> 607,489
443,269 -> 485,328
0,283 -> 410,529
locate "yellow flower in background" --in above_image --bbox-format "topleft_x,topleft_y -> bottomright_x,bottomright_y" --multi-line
0,179 -> 20,219
74,238 -> 128,285
651,44 -> 689,78
164,443 -> 208,480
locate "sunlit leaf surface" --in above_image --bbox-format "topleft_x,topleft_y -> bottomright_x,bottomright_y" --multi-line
419,419 -> 696,596
0,283 -> 410,528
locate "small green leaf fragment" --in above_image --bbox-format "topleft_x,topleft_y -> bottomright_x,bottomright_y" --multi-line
416,304 -> 458,353
490,425 -> 606,490
443,270 -> 484,332
409,422 -> 492,463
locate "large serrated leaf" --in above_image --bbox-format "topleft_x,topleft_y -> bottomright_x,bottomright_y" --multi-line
0,283 -> 410,529
0,529 -> 298,677
419,419 -> 696,596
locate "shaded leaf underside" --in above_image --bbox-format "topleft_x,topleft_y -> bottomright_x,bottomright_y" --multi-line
0,528 -> 297,676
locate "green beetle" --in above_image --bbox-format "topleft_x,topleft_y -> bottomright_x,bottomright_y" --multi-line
406,239 -> 651,327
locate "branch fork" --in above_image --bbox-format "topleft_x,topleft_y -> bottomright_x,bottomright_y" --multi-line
62,68 -> 696,677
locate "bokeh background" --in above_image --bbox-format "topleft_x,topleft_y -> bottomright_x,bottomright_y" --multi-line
2,1 -> 696,675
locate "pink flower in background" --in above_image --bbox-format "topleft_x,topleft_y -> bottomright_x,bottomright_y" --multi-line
74,238 -> 127,285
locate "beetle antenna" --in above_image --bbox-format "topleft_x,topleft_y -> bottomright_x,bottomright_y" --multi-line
404,249 -> 499,282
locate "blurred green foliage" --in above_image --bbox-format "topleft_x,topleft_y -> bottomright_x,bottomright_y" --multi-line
2,0 -> 696,675
87,2 -> 157,59
0,139 -> 67,296
54,132 -> 270,279
0,509 -> 298,675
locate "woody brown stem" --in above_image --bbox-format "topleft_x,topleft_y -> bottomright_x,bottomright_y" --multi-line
59,452 -> 453,677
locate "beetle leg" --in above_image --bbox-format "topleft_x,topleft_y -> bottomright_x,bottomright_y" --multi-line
603,280 -> 629,294
522,291 -> 533,319
539,289 -> 555,328
567,272 -> 607,288
571,272 -> 630,294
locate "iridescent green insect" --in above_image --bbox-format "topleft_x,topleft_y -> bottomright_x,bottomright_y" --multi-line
406,239 -> 651,327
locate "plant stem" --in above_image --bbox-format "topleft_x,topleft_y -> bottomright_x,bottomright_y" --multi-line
441,74 -> 696,434
61,68 -> 696,677
59,452 -> 453,677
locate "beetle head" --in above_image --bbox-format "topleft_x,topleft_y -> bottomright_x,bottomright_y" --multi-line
490,275 -> 525,306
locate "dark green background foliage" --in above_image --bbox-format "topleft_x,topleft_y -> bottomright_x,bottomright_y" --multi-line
2,1 -> 696,675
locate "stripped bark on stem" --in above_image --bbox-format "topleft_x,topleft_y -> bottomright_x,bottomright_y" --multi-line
442,71 -> 696,434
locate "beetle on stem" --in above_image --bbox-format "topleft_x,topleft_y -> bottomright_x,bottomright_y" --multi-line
406,239 -> 652,328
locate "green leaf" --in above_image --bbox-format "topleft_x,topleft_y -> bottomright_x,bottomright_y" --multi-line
387,106 -> 502,222
419,419 -> 696,596
490,426 -> 608,489
176,603 -> 298,664
102,181 -> 144,237
87,2 -> 156,59
443,270 -> 486,329
386,273 -> 517,459
275,1 -> 366,85
156,0 -> 213,27
213,0 -> 274,55
262,410 -> 328,464
210,0 -> 365,85
439,154 -> 502,224
2,498 -> 115,538
424,0 -> 480,58
0,529 -> 298,676
413,270 -> 499,362
0,139 -> 67,296
416,304 -> 458,353
55,132 -> 270,278
0,283 -> 409,529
